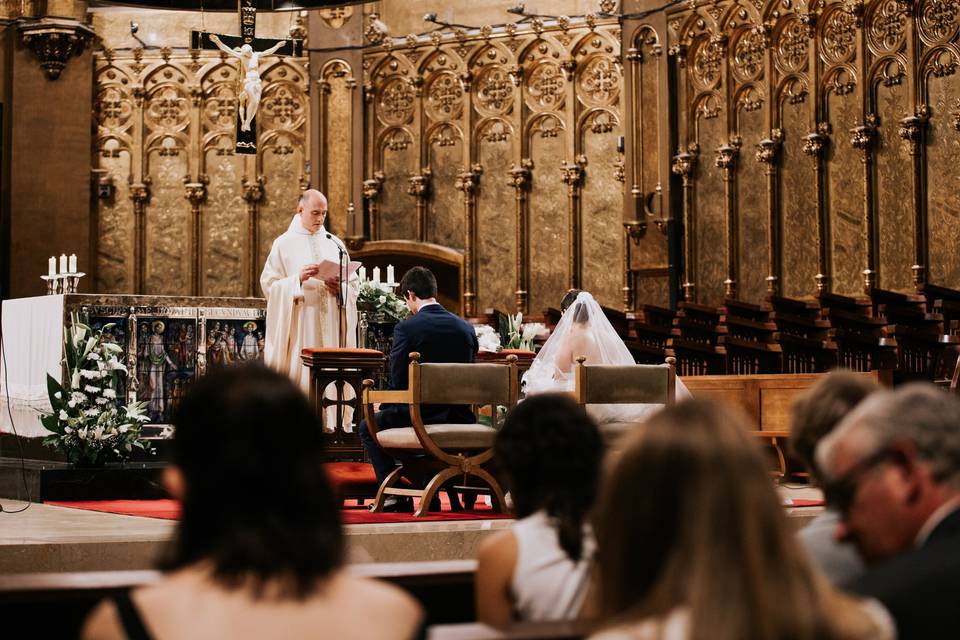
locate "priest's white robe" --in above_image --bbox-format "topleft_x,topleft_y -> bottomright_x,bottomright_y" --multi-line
260,216 -> 359,428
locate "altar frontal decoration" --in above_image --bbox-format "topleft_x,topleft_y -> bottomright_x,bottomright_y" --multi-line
42,317 -> 152,466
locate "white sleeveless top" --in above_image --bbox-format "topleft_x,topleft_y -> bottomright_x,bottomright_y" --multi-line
510,509 -> 596,621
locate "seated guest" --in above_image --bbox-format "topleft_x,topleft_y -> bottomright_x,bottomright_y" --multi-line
357,266 -> 478,512
590,399 -> 892,640
818,383 -> 960,639
475,394 -> 602,626
82,364 -> 421,640
789,371 -> 879,584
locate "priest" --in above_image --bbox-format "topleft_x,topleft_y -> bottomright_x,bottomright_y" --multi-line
260,189 -> 359,406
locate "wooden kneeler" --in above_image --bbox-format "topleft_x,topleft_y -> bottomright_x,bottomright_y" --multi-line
362,353 -> 519,517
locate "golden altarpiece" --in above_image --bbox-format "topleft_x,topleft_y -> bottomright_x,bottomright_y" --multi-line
80,0 -> 960,317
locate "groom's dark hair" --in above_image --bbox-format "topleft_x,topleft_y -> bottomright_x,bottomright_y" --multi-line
399,266 -> 437,300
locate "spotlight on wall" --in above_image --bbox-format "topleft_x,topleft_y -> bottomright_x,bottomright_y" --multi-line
506,4 -> 526,15
423,12 -> 438,22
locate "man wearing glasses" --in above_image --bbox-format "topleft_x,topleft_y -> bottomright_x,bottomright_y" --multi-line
817,383 -> 960,639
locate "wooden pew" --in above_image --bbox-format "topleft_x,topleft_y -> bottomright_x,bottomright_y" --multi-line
0,560 -> 478,636
428,619 -> 595,639
768,296 -> 838,373
667,302 -> 726,375
683,370 -> 892,475
718,299 -> 782,374
816,292 -> 897,372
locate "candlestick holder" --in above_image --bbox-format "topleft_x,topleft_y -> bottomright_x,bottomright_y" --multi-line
64,272 -> 85,294
40,274 -> 57,295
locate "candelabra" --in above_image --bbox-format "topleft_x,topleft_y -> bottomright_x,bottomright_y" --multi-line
41,272 -> 85,294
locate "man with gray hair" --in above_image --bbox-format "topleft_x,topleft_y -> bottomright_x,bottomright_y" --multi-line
817,382 -> 960,639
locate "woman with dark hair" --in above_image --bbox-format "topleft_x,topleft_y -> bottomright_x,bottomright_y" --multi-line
590,399 -> 892,640
475,394 -> 603,626
83,363 -> 421,640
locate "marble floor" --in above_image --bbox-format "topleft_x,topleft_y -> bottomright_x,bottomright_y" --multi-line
0,484 -> 822,574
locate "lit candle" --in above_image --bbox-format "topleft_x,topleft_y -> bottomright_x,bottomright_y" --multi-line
68,254 -> 77,273
387,264 -> 395,284
358,266 -> 366,282
372,267 -> 381,285
59,254 -> 67,274
48,256 -> 56,277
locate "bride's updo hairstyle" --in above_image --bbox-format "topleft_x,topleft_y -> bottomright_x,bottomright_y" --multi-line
560,289 -> 584,313
495,394 -> 602,561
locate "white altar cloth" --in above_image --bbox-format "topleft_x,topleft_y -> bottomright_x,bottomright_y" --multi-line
0,295 -> 65,438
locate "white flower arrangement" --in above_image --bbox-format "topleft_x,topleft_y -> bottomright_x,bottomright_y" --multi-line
358,280 -> 410,322
41,316 -> 152,466
474,324 -> 502,353
499,313 -> 544,351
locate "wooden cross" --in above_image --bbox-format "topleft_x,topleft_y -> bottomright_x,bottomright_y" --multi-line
191,0 -> 302,154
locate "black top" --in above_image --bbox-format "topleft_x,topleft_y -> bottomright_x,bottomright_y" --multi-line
848,506 -> 960,640
378,304 -> 479,428
113,591 -> 153,640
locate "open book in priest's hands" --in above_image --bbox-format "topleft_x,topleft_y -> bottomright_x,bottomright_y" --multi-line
308,259 -> 362,282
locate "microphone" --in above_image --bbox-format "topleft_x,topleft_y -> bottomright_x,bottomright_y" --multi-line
327,232 -> 348,347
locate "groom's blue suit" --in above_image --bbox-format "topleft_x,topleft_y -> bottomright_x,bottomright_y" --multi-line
358,303 -> 479,484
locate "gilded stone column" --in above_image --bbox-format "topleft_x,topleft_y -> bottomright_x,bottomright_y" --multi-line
407,171 -> 430,243
802,126 -> 830,293
898,113 -> 928,288
361,172 -> 384,241
716,143 -> 739,299
561,156 -> 586,291
622,221 -> 646,311
850,117 -> 878,291
242,175 -> 265,296
455,167 -> 481,317
508,162 -> 531,314
130,181 -> 150,294
184,177 -> 208,297
756,132 -> 782,297
671,150 -> 697,302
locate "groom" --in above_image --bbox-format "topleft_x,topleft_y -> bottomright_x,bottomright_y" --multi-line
357,266 -> 479,508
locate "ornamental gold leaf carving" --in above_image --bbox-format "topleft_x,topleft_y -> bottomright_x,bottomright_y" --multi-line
868,0 -> 907,53
425,71 -> 464,121
526,61 -> 566,110
578,55 -> 620,106
475,66 -> 514,116
378,77 -> 415,125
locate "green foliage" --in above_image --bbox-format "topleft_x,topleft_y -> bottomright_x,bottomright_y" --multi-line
358,280 -> 410,323
42,315 -> 152,466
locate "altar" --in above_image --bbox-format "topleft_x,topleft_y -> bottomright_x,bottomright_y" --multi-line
0,294 -> 266,438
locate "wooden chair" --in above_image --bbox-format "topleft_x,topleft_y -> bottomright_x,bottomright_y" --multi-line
362,353 -> 519,517
573,356 -> 676,445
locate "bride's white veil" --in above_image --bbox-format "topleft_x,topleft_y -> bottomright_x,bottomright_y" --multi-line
522,291 -> 634,396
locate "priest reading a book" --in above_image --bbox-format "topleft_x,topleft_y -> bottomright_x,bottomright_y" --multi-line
260,189 -> 360,403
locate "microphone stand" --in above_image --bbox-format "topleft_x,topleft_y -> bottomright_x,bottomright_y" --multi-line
326,232 -> 348,348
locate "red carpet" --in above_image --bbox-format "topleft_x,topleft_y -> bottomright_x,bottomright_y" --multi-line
46,494 -> 511,524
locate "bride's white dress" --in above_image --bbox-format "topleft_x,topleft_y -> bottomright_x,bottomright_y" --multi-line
521,292 -> 691,424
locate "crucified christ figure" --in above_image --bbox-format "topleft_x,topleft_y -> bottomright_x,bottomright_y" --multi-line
209,34 -> 286,132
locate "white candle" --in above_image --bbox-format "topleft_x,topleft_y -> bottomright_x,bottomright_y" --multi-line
68,254 -> 77,273
372,267 -> 381,285
387,264 -> 395,284
358,266 -> 366,282
59,254 -> 67,274
48,256 -> 56,277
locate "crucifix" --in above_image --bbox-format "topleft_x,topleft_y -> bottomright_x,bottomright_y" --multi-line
191,0 -> 303,154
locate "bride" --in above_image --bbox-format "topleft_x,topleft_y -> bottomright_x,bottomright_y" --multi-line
522,290 -> 691,423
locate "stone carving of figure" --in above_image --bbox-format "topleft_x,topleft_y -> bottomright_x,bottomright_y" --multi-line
142,320 -> 177,420
209,34 -> 287,132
